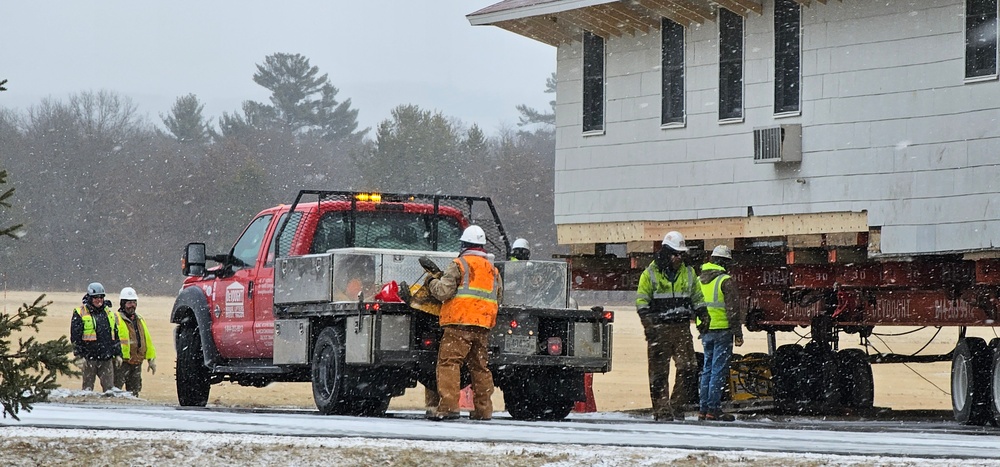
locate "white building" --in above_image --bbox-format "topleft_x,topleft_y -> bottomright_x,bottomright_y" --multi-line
469,0 -> 1000,259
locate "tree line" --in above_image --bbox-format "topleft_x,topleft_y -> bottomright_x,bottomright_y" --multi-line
0,54 -> 557,296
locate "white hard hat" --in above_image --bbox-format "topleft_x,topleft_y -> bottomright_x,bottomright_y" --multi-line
460,225 -> 487,245
711,245 -> 733,260
120,287 -> 139,301
512,238 -> 529,249
661,231 -> 688,252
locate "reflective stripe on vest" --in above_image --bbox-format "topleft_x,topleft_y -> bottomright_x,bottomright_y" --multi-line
699,263 -> 730,330
75,307 -> 116,342
439,255 -> 499,329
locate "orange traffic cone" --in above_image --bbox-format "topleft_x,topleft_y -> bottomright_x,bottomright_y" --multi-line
459,385 -> 474,410
573,373 -> 597,412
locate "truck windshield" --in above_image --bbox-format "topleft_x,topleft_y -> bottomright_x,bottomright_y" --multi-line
310,211 -> 463,253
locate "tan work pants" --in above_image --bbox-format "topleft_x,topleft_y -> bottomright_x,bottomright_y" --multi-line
81,358 -> 115,392
436,325 -> 493,419
640,316 -> 698,418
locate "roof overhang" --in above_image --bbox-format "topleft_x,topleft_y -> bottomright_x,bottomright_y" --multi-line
468,0 -> 828,46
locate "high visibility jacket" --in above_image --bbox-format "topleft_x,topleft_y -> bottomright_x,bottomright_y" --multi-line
438,253 -> 500,329
636,261 -> 704,323
698,262 -> 730,330
118,310 -> 156,363
71,305 -> 121,360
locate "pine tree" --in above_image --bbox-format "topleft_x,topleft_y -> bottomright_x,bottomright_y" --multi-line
161,93 -> 214,143
0,83 -> 78,420
515,72 -> 556,130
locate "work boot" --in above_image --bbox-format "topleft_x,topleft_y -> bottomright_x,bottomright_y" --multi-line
427,411 -> 460,421
697,412 -> 707,421
706,412 -> 735,422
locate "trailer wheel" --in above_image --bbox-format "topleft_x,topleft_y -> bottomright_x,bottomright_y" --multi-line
503,386 -> 574,421
952,337 -> 991,425
312,326 -> 347,415
836,349 -> 874,411
988,339 -> 1000,427
772,344 -> 804,413
175,323 -> 211,407
343,397 -> 390,417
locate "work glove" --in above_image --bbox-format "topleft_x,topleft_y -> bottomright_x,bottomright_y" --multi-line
147,358 -> 157,375
695,307 -> 711,336
418,256 -> 443,279
734,335 -> 744,347
398,281 -> 412,304
114,356 -> 123,366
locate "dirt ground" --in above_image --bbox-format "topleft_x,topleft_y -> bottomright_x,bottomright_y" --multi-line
6,289 -> 995,412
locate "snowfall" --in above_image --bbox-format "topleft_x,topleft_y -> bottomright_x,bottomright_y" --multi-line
1,389 -> 997,466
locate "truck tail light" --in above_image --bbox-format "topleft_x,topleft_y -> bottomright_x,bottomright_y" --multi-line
420,334 -> 436,349
546,337 -> 563,356
601,311 -> 614,323
510,320 -> 518,329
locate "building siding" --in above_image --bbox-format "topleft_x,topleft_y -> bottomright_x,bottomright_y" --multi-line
553,0 -> 1000,255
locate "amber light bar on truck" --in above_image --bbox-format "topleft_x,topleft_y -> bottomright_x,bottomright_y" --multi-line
355,193 -> 383,203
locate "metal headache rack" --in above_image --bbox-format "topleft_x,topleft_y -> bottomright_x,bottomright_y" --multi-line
273,190 -> 510,260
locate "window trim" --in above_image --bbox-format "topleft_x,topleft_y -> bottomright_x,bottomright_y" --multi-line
719,8 -> 745,122
582,31 -> 605,133
964,0 -> 999,81
773,0 -> 802,115
661,17 -> 686,127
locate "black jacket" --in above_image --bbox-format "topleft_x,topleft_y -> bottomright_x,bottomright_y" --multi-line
70,303 -> 121,360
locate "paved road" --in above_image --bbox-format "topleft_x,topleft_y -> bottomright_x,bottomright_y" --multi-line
5,404 -> 998,459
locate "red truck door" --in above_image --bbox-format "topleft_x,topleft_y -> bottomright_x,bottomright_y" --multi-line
211,213 -> 272,358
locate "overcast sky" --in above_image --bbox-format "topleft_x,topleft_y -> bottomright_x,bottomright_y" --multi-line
0,1 -> 555,135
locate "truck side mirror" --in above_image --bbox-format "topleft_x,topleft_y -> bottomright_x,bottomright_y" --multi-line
183,242 -> 207,277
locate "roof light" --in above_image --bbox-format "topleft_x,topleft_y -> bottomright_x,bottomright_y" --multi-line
355,193 -> 382,203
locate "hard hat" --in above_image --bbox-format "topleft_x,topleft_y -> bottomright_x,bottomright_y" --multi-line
120,287 -> 139,301
87,282 -> 106,296
661,231 -> 688,252
460,225 -> 487,245
711,245 -> 733,260
512,238 -> 529,250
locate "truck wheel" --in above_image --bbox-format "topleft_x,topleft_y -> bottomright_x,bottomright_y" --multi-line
772,344 -> 803,413
952,337 -> 991,425
989,339 -> 1000,427
836,348 -> 874,411
175,324 -> 211,407
503,385 -> 574,421
312,326 -> 347,415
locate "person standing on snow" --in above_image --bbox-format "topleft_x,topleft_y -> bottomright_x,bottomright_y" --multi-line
635,231 -> 705,421
114,287 -> 157,396
697,246 -> 744,421
70,282 -> 122,392
425,225 -> 503,421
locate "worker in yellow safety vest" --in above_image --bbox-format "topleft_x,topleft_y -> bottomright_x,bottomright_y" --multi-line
696,245 -> 744,421
636,231 -> 705,421
70,282 -> 122,392
509,238 -> 530,261
425,225 -> 503,421
114,287 -> 157,396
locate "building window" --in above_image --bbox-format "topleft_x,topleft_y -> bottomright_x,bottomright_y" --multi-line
774,0 -> 801,114
583,31 -> 605,133
966,0 -> 998,79
719,9 -> 744,121
661,18 -> 685,126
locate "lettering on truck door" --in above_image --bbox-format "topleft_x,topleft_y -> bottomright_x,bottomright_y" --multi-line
212,214 -> 272,358
252,212 -> 292,355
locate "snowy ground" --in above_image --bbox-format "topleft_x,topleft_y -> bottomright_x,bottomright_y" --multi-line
2,390 -> 997,466
2,426 -> 990,467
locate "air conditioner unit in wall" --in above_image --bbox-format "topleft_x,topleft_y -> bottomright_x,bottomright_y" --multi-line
753,124 -> 802,163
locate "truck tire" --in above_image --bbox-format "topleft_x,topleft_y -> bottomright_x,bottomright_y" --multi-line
989,339 -> 1000,427
175,324 -> 211,407
836,348 -> 874,411
772,344 -> 803,413
312,326 -> 347,415
952,337 -> 991,425
503,385 -> 574,421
